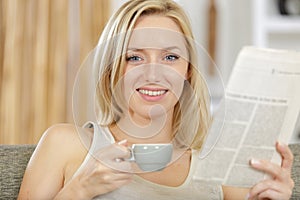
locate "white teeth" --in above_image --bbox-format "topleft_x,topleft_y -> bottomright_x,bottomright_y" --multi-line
138,89 -> 167,96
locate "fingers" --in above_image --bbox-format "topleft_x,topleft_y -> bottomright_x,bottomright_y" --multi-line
92,142 -> 133,172
248,189 -> 287,200
117,139 -> 128,146
256,190 -> 285,200
276,141 -> 294,171
75,142 -> 134,197
249,158 -> 294,189
98,168 -> 132,182
247,179 -> 293,200
95,142 -> 131,161
80,164 -> 132,196
247,141 -> 295,200
249,141 -> 294,182
108,178 -> 132,189
249,158 -> 286,182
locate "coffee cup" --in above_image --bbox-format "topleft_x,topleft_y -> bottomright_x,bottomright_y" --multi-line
127,143 -> 173,172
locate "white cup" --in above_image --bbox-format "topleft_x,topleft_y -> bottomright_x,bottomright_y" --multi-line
127,143 -> 173,172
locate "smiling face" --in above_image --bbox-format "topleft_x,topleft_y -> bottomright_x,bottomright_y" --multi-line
94,0 -> 211,150
120,15 -> 189,126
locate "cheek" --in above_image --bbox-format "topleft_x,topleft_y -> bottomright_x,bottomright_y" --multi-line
166,73 -> 186,100
122,73 -> 136,102
122,67 -> 144,100
179,59 -> 189,73
124,63 -> 133,74
174,62 -> 189,81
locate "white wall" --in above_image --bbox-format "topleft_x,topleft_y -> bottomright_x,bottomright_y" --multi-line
178,0 -> 253,84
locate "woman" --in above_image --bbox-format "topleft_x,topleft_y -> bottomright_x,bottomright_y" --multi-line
18,0 -> 294,199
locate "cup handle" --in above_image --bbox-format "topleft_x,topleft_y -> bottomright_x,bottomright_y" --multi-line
125,147 -> 135,162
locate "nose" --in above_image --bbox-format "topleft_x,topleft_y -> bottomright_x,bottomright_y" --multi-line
144,63 -> 161,82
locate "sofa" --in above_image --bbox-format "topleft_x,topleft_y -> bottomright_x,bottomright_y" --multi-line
0,144 -> 299,199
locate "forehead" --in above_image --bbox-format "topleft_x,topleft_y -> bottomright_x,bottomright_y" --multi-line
128,15 -> 187,55
134,15 -> 182,32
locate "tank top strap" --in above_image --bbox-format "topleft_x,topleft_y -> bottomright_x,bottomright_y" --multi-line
82,121 -> 114,153
73,121 -> 115,178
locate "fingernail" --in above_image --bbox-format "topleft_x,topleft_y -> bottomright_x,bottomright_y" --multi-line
277,140 -> 285,148
118,139 -> 127,145
250,158 -> 260,166
115,158 -> 124,162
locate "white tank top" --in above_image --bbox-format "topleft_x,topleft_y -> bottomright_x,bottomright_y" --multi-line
73,122 -> 223,200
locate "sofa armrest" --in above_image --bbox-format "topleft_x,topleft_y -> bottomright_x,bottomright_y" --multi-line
0,144 -> 36,199
290,144 -> 300,200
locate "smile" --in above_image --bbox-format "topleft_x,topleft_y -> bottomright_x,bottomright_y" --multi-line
137,89 -> 168,96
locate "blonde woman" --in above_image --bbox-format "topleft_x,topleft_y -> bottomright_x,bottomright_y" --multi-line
18,0 -> 294,199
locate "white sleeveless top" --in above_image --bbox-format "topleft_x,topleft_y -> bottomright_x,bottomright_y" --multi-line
73,122 -> 223,200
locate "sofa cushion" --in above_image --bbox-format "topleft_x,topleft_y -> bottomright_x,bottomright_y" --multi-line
0,145 -> 36,199
290,143 -> 300,200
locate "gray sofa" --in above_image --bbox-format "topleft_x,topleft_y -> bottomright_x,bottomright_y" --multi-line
0,144 -> 299,199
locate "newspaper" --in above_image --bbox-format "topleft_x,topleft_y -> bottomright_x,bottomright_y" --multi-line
194,46 -> 300,187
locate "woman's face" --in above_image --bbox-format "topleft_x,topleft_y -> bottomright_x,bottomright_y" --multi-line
119,15 -> 189,125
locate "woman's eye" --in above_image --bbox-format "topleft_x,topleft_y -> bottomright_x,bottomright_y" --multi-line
126,55 -> 143,62
164,54 -> 179,61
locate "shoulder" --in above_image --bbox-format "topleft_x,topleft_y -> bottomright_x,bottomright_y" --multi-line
40,123 -> 76,143
37,123 -> 92,158
18,123 -> 92,198
31,123 -> 93,170
41,123 -> 84,143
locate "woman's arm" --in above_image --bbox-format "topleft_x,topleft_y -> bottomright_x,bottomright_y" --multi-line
222,142 -> 294,200
222,186 -> 249,200
18,124 -> 133,200
18,124 -> 85,199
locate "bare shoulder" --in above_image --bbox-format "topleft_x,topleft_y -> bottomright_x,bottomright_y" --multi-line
34,123 -> 93,165
39,123 -> 92,150
18,123 -> 92,198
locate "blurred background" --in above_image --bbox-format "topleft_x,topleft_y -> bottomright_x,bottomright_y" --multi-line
1,0 -> 300,144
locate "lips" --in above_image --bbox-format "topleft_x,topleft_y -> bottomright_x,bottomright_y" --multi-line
136,87 -> 168,101
137,89 -> 168,96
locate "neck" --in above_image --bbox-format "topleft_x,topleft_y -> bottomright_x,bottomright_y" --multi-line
110,110 -> 174,144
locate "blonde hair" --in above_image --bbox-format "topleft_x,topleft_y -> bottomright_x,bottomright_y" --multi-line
94,0 -> 211,150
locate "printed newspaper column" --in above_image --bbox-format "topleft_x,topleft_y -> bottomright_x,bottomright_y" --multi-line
194,46 -> 300,187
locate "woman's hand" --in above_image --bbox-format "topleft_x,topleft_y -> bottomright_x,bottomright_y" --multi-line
59,141 -> 133,199
247,142 -> 294,200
